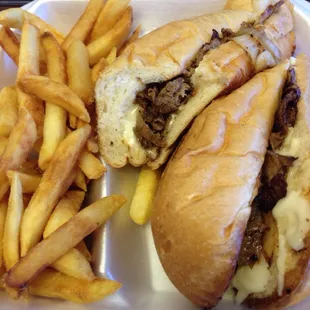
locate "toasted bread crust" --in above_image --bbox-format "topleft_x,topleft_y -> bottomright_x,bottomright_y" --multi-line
151,63 -> 288,308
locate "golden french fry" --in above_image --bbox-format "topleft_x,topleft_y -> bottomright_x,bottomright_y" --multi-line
16,88 -> 44,140
79,150 -> 106,179
119,24 -> 141,55
130,166 -> 160,225
0,26 -> 19,65
3,173 -> 23,270
76,242 -> 92,262
67,39 -> 93,106
0,86 -> 18,137
0,8 -> 64,43
90,0 -> 130,42
0,108 -> 37,201
62,0 -> 104,51
39,32 -> 67,171
86,136 -> 99,153
6,195 -> 126,294
0,137 -> 8,156
87,6 -> 133,66
106,46 -> 117,64
20,125 -> 91,256
17,22 -> 40,80
7,171 -> 41,194
43,191 -> 94,281
91,57 -> 109,83
69,114 -> 77,129
18,75 -> 90,122
0,199 -> 8,269
29,269 -> 121,303
74,168 -> 87,191
43,191 -> 85,238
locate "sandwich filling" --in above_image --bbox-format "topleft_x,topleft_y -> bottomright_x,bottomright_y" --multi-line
134,29 -> 230,152
134,1 -> 285,157
233,67 -> 305,302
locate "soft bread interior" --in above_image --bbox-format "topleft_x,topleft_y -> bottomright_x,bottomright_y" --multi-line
151,63 -> 288,308
225,0 -> 279,16
95,10 -> 256,168
234,55 -> 310,309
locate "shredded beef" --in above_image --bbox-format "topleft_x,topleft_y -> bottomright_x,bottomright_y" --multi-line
238,205 -> 267,267
258,0 -> 284,24
270,69 -> 301,150
135,28 -> 232,150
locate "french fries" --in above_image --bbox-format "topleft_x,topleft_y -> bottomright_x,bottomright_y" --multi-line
5,195 -> 126,294
79,150 -> 106,179
7,171 -> 41,194
76,242 -> 92,262
0,27 -> 19,65
17,22 -> 40,80
130,166 -> 160,225
0,199 -> 8,269
106,46 -> 117,64
74,168 -> 87,191
39,32 -> 67,170
62,0 -> 104,51
0,108 -> 37,201
87,6 -> 133,66
90,0 -> 130,42
20,125 -> 91,256
18,75 -> 90,122
0,86 -> 18,137
91,56 -> 109,83
87,136 -> 99,153
67,39 -> 93,105
29,269 -> 121,304
16,88 -> 44,140
0,8 -> 64,43
0,137 -> 8,156
119,24 -> 141,54
43,191 -> 94,281
3,173 -> 23,270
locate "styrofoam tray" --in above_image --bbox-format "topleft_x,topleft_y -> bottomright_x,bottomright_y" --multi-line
1,0 -> 310,309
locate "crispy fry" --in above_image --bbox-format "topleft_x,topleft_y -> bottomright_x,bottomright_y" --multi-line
69,114 -> 77,129
7,171 -> 41,194
3,173 -> 23,270
6,195 -> 126,293
119,24 -> 141,54
0,108 -> 37,201
130,166 -> 160,225
74,168 -> 87,191
67,39 -> 93,105
76,242 -> 92,262
62,0 -> 104,51
29,269 -> 121,303
0,137 -> 8,156
20,125 -> 91,256
87,6 -> 133,66
0,199 -> 8,269
39,32 -> 67,170
0,27 -> 19,65
79,150 -> 106,179
106,46 -> 117,64
86,136 -> 99,153
43,191 -> 94,281
91,56 -> 109,83
17,22 -> 40,80
0,86 -> 18,137
18,75 -> 90,122
16,88 -> 44,140
0,8 -> 64,43
90,0 -> 130,42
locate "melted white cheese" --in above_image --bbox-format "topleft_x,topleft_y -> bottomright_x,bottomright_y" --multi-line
123,107 -> 139,148
272,191 -> 310,295
232,257 -> 270,304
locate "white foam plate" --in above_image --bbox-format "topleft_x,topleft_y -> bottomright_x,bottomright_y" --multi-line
1,0 -> 310,309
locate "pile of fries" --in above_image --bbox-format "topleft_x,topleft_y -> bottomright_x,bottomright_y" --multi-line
0,0 -> 142,304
